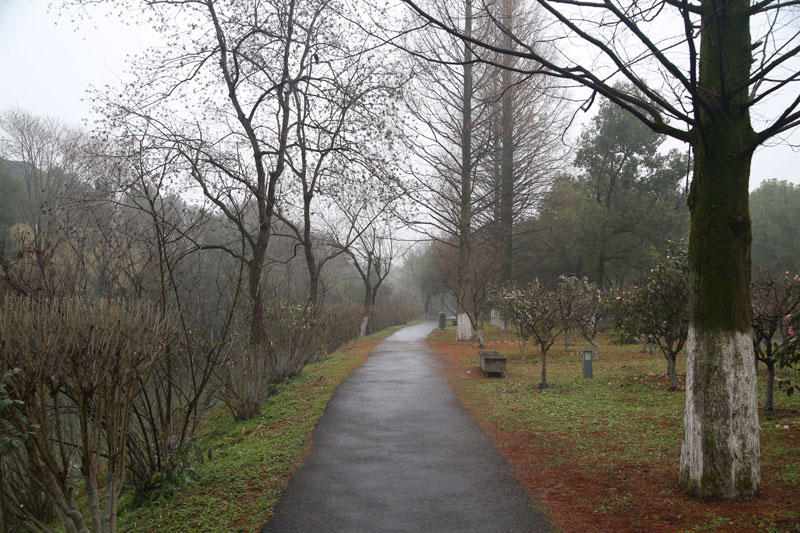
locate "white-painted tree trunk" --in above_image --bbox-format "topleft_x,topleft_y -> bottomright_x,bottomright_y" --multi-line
456,312 -> 473,341
490,308 -> 511,332
359,316 -> 369,338
679,328 -> 760,498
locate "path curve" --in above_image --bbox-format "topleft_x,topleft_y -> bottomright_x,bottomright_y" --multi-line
262,321 -> 553,532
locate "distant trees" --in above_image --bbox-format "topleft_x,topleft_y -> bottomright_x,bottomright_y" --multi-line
516,95 -> 688,286
0,162 -> 22,243
572,94 -> 689,289
0,109 -> 89,298
750,180 -> 800,272
401,243 -> 449,317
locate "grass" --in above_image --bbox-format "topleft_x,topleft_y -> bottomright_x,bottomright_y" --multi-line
115,323 -> 410,532
428,324 -> 800,532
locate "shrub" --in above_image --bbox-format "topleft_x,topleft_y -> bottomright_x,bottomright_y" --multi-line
496,280 -> 570,388
217,300 -> 417,421
751,269 -> 800,410
607,245 -> 689,390
0,297 -> 172,532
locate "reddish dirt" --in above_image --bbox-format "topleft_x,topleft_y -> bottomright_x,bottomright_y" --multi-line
430,337 -> 800,533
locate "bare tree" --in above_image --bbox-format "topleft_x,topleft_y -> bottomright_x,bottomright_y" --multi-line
475,0 -> 567,283
333,193 -> 399,336
91,0 -> 340,345
397,0 -> 499,340
272,21 -> 405,305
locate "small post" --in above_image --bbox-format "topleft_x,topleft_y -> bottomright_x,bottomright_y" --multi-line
582,350 -> 593,379
438,312 -> 446,330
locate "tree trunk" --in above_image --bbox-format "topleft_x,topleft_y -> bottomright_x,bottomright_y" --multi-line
303,206 -> 319,306
456,312 -> 472,341
248,257 -> 266,344
680,0 -> 759,499
519,336 -> 525,361
596,251 -> 606,291
498,0 -> 514,284
666,353 -> 678,391
456,0 -> 473,343
764,360 -> 775,412
539,346 -> 548,388
360,275 -> 372,338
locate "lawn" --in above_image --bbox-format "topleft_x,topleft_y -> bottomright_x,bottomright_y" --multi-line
428,325 -> 800,532
115,324 -> 409,532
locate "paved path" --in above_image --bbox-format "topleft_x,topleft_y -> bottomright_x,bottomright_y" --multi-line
262,321 -> 552,532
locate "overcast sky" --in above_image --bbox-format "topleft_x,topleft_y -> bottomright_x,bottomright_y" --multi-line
1,0 -> 799,190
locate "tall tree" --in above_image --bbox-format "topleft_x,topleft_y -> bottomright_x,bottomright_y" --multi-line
478,0 -> 566,283
399,0 -> 800,499
456,0 -> 475,340
398,0 -> 495,341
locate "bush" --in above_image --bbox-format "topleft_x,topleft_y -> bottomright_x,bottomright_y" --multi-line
218,303 -> 318,420
127,330 -> 229,504
217,334 -> 276,421
0,297 -> 173,532
316,302 -> 417,354
607,244 -> 689,391
266,302 -> 319,382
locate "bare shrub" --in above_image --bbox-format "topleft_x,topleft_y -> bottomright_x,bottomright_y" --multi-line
217,304 -> 317,420
0,297 -> 172,533
317,304 -> 363,353
316,302 -> 417,354
126,332 -> 230,502
215,332 -> 272,422
265,303 -> 318,382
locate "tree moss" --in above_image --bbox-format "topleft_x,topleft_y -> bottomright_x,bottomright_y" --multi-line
688,0 -> 756,334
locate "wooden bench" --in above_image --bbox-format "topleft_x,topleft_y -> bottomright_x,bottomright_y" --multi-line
478,350 -> 507,377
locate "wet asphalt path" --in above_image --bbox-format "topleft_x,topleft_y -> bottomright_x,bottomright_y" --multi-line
261,321 -> 553,532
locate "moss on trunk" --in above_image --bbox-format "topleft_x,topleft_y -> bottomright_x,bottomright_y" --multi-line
679,0 -> 761,500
